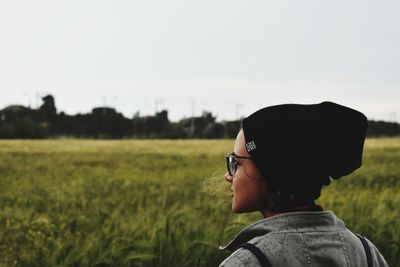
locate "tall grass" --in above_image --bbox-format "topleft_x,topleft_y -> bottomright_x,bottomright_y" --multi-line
0,138 -> 399,266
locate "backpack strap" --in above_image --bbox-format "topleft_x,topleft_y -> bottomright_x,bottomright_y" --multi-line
356,234 -> 373,267
236,243 -> 271,267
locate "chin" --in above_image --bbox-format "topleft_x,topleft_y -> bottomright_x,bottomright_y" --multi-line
232,199 -> 262,213
232,204 -> 252,213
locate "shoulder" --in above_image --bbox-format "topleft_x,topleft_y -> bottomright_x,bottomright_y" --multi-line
219,234 -> 296,267
219,246 -> 261,267
339,229 -> 389,267
363,236 -> 390,267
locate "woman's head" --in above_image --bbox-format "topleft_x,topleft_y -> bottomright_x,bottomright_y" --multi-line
225,128 -> 313,215
225,101 -> 368,214
224,129 -> 272,214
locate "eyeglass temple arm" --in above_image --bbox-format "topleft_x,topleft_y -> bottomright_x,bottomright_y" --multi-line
226,152 -> 252,159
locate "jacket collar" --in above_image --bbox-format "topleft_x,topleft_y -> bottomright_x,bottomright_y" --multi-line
219,210 -> 346,252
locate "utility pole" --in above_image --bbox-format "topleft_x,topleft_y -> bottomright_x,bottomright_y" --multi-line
235,103 -> 243,120
389,111 -> 397,123
35,92 -> 40,108
102,95 -> 107,114
21,90 -> 31,108
190,99 -> 196,138
111,95 -> 118,107
154,98 -> 164,114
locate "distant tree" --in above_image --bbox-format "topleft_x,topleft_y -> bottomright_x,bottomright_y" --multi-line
0,105 -> 35,121
222,120 -> 242,138
37,95 -> 57,134
91,107 -> 132,138
163,122 -> 186,139
179,111 -> 217,138
1,95 -> 400,139
154,110 -> 170,135
134,109 -> 171,138
39,95 -> 57,115
14,117 -> 47,138
203,122 -> 225,138
0,123 -> 14,138
0,105 -> 45,138
367,120 -> 400,137
132,111 -> 145,137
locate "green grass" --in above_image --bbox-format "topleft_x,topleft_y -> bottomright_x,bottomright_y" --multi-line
0,138 -> 399,266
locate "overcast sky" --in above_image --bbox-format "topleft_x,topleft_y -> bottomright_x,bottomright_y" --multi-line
0,0 -> 399,122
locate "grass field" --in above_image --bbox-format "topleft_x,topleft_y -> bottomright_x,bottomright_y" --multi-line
0,138 -> 399,266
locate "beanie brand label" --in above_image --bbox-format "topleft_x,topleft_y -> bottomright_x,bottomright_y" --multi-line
245,141 -> 256,152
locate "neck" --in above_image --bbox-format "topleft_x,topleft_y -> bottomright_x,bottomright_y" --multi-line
260,210 -> 281,218
260,203 -> 323,218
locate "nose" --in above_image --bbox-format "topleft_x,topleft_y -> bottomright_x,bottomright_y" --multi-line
224,171 -> 233,183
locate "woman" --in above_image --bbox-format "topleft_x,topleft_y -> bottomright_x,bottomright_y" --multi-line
219,102 -> 388,267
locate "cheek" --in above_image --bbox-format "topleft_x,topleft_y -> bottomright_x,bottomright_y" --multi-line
232,178 -> 252,205
232,176 -> 245,194
232,178 -> 243,203
232,176 -> 268,212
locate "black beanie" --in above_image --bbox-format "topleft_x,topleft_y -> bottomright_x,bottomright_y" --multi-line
241,101 -> 368,202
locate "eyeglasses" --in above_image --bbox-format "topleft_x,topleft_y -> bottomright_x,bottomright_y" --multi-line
226,152 -> 252,177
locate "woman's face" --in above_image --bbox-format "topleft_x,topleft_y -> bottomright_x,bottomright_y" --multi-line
225,129 -> 269,213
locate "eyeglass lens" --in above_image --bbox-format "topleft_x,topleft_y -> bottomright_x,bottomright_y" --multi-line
226,154 -> 237,176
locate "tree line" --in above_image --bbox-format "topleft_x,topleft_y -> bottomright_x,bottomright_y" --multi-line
0,95 -> 399,139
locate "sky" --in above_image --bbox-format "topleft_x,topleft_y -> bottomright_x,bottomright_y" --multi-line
0,0 -> 399,122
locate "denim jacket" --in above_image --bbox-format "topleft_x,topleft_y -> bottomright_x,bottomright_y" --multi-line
219,211 -> 389,267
